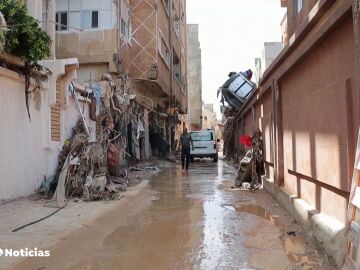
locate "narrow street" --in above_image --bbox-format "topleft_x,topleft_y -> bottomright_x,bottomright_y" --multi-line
13,160 -> 331,270
1,0 -> 360,268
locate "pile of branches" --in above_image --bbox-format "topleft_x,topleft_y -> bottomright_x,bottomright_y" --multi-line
40,114 -> 129,202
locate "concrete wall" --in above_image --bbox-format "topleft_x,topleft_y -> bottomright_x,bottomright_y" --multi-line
263,42 -> 283,70
55,0 -> 118,71
0,68 -> 50,201
202,104 -> 217,130
255,42 -> 283,84
0,67 -> 95,201
56,29 -> 118,71
186,24 -> 202,130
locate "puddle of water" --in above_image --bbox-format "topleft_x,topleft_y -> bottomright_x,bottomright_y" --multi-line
234,204 -> 321,266
235,204 -> 281,227
283,235 -> 309,263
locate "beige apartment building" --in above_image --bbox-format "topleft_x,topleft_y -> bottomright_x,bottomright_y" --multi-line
53,0 -> 188,153
186,24 -> 202,130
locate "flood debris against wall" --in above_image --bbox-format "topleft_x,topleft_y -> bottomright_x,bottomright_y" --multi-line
38,74 -> 150,205
232,129 -> 264,191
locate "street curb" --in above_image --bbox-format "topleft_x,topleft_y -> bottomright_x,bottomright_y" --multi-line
262,176 -> 346,268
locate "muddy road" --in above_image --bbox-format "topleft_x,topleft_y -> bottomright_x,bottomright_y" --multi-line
13,160 -> 332,270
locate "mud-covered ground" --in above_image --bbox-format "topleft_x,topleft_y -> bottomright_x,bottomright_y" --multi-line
5,159 -> 333,269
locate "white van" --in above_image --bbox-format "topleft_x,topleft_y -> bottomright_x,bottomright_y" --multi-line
190,129 -> 219,162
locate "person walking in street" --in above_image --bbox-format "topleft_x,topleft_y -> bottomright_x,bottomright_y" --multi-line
180,128 -> 194,170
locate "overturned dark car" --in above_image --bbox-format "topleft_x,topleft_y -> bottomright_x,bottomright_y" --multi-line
218,70 -> 256,110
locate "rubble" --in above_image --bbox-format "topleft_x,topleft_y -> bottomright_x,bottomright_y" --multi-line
38,74 -> 151,204
232,129 -> 264,191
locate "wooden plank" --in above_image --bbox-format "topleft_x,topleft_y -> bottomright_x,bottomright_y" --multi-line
288,169 -> 351,198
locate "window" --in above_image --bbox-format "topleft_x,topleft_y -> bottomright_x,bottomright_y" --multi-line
173,49 -> 181,83
191,131 -> 213,141
55,0 -> 113,31
56,11 -> 98,30
159,32 -> 171,67
295,0 -> 303,14
56,12 -> 68,31
81,10 -> 98,29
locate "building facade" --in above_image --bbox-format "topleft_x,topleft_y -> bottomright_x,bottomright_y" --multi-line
186,24 -> 202,130
53,0 -> 188,157
225,0 -> 360,267
254,42 -> 283,84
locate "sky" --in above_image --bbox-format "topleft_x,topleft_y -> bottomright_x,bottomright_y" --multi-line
186,0 -> 285,118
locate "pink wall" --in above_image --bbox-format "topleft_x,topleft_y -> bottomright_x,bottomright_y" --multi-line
280,17 -> 357,223
233,15 -> 357,224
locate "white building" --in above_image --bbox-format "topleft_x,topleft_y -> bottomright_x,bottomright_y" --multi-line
254,42 -> 283,84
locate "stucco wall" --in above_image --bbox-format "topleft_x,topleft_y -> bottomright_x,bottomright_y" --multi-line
0,68 -> 49,201
280,17 -> 356,223
0,67 -> 95,201
229,2 -> 355,266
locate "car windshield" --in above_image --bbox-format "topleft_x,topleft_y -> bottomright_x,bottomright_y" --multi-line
190,131 -> 213,141
229,74 -> 254,98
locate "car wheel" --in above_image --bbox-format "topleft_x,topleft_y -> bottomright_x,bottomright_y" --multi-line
190,156 -> 195,163
213,154 -> 218,162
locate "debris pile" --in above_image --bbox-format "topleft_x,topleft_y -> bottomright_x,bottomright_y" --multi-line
232,129 -> 264,191
39,74 -> 149,204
